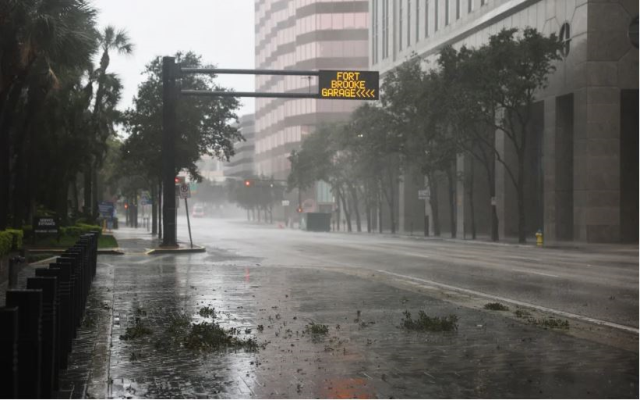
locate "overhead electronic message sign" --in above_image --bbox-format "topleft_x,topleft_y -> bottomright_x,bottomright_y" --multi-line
318,70 -> 379,100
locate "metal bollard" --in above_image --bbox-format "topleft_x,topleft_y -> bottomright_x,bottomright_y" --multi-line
60,253 -> 85,321
8,256 -> 25,289
34,268 -> 63,387
0,307 -> 19,399
27,277 -> 58,399
6,289 -> 43,399
54,259 -> 81,335
47,263 -> 74,367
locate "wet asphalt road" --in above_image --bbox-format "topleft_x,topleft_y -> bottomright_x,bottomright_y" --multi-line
177,217 -> 639,329
45,217 -> 638,398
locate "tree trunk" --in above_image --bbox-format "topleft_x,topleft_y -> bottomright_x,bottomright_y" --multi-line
427,173 -> 441,236
83,161 -> 92,219
446,166 -> 456,238
339,188 -> 352,232
466,166 -> 476,240
348,184 -> 362,232
377,186 -> 383,233
0,79 -> 27,229
364,184 -> 372,233
152,182 -> 158,235
92,159 -> 99,221
517,155 -> 526,243
71,176 -> 79,219
158,181 -> 163,239
57,176 -> 69,226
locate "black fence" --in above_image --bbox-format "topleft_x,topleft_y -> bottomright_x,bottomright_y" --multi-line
0,232 -> 99,399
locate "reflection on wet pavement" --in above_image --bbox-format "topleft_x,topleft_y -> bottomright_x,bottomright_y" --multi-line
54,243 -> 639,399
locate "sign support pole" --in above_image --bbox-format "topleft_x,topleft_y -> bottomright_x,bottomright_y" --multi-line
184,197 -> 193,249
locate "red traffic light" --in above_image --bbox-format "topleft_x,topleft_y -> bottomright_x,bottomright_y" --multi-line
297,207 -> 303,213
124,203 -> 129,210
174,177 -> 180,184
244,180 -> 251,187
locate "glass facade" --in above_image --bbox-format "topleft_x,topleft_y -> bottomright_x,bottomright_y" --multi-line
255,0 -> 369,180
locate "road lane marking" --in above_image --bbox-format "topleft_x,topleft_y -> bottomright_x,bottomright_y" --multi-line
377,270 -> 639,334
334,242 -> 564,278
512,269 -> 558,278
133,254 -> 173,264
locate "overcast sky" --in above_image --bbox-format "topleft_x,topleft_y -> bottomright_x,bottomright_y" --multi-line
92,0 -> 256,116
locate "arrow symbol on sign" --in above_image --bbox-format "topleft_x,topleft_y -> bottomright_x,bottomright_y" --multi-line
357,89 -> 364,97
370,89 -> 376,98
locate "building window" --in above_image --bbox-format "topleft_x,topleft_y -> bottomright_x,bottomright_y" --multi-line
434,0 -> 438,31
456,0 -> 460,19
481,0 -> 486,5
445,0 -> 449,25
407,0 -> 411,47
416,0 -> 420,42
382,0 -> 388,58
399,0 -> 403,50
559,22 -> 571,56
372,0 -> 378,63
468,0 -> 472,13
425,0 -> 429,37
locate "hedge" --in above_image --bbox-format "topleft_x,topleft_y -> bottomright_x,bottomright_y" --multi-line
61,223 -> 101,238
6,229 -> 23,250
0,231 -> 12,257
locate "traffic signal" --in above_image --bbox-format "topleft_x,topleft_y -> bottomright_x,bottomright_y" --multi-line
174,177 -> 180,184
175,176 -> 185,184
124,203 -> 129,210
297,207 -> 303,213
244,180 -> 251,187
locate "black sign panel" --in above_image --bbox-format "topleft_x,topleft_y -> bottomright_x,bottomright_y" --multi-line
33,217 -> 59,234
318,70 -> 379,100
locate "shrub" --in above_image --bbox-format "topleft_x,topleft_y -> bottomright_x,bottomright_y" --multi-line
5,229 -> 23,251
0,231 -> 13,257
61,223 -> 101,238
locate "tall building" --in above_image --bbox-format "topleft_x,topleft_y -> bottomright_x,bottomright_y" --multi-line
370,0 -> 638,243
224,114 -> 256,179
254,0 -> 369,213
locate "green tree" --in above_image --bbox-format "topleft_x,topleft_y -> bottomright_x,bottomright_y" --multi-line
84,26 -> 133,219
461,28 -> 562,243
122,51 -> 242,235
0,0 -> 99,228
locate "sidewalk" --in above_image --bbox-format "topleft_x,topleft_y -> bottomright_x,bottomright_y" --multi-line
238,219 -> 638,255
48,229 -> 639,399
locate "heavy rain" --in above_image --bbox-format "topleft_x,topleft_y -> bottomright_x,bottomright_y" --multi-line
0,0 -> 638,399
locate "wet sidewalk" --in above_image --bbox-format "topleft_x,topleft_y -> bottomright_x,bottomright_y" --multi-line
50,228 -> 638,398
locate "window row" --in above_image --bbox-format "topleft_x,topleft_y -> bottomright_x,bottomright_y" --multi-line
372,0 -> 490,62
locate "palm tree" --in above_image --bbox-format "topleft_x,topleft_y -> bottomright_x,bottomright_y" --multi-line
0,0 -> 98,228
85,25 -> 132,219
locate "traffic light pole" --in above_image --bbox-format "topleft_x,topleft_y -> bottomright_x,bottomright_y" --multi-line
162,57 -> 178,247
160,61 -> 377,247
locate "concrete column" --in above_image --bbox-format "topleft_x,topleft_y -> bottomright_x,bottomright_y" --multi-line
542,97 -> 557,242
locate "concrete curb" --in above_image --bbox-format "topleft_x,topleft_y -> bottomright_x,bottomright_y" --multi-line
145,245 -> 207,255
28,248 -> 125,255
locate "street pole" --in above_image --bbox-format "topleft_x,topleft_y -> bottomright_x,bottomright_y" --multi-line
162,57 -> 178,247
185,197 -> 193,248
